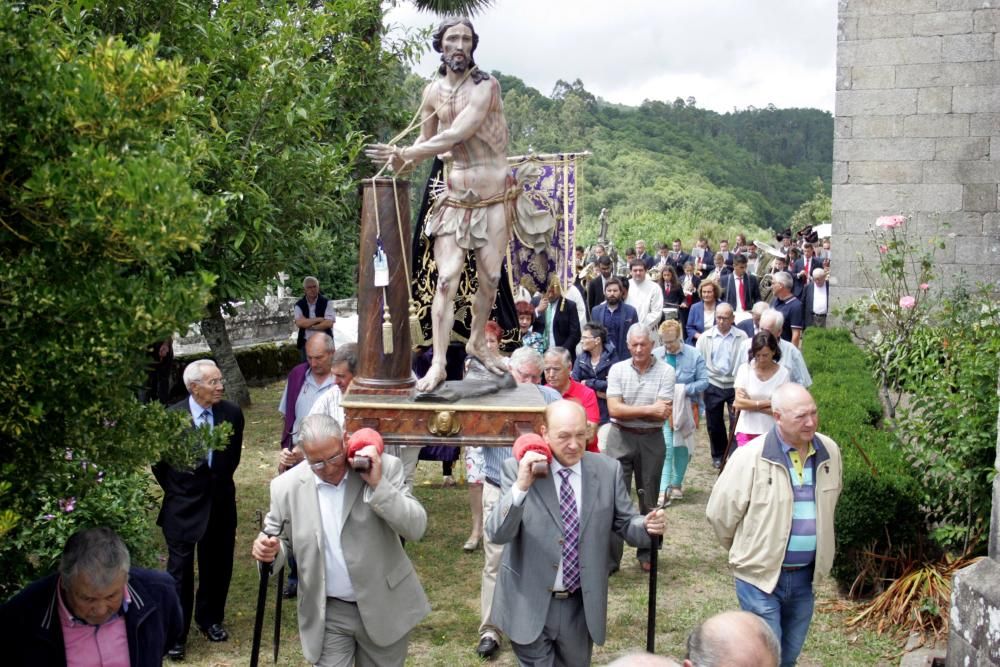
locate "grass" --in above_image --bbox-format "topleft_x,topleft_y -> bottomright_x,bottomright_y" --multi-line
154,382 -> 903,666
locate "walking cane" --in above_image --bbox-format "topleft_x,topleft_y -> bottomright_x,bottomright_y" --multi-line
250,513 -> 287,667
637,489 -> 664,654
250,510 -> 271,667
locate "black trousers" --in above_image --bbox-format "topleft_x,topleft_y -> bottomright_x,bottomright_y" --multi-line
165,506 -> 236,640
606,424 -> 665,566
703,384 -> 736,460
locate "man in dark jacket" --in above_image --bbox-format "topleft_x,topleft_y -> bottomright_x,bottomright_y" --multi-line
152,358 -> 244,659
1,527 -> 182,667
532,277 -> 581,360
294,276 -> 335,361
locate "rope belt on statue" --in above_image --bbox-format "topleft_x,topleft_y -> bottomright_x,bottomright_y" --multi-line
441,186 -> 521,209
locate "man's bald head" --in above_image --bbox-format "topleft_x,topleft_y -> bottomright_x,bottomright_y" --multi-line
542,400 -> 588,467
684,611 -> 779,667
544,399 -> 587,431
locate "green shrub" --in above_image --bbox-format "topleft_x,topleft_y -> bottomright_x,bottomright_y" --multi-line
803,328 -> 924,592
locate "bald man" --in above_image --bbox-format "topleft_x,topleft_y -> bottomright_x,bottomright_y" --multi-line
706,384 -> 842,667
684,611 -> 780,667
486,400 -> 666,666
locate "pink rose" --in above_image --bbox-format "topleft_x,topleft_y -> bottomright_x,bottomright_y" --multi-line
878,245 -> 888,254
899,296 -> 916,309
876,215 -> 906,229
919,283 -> 930,290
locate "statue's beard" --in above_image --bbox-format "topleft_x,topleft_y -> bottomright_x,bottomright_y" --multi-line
443,53 -> 469,73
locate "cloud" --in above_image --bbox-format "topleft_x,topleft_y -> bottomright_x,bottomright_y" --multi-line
386,0 -> 836,113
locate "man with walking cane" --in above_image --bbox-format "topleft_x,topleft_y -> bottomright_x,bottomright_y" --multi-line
251,415 -> 429,666
485,401 -> 666,666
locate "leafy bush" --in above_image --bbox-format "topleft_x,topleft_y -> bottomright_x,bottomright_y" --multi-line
0,3 -> 217,596
837,214 -> 999,555
887,286 -> 999,553
803,329 -> 924,592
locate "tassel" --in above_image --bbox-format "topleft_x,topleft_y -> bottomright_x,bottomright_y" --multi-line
408,301 -> 424,346
382,309 -> 394,355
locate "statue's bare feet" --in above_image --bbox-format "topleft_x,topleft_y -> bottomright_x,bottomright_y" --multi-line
466,341 -> 507,376
416,364 -> 447,393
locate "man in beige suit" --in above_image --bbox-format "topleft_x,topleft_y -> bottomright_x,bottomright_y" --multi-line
251,414 -> 429,666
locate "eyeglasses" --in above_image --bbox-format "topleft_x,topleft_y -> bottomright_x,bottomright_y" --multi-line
307,452 -> 345,471
197,378 -> 224,387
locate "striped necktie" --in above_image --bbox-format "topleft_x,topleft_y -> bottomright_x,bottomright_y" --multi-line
558,468 -> 581,593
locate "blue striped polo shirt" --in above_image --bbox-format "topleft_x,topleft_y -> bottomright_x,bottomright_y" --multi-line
779,435 -> 817,568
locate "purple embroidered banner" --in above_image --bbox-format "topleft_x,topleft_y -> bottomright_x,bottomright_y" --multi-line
508,153 -> 587,296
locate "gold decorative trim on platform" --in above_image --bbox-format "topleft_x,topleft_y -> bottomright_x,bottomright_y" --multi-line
427,411 -> 461,437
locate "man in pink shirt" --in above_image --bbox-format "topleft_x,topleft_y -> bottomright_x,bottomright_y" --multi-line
544,347 -> 601,452
2,527 -> 182,666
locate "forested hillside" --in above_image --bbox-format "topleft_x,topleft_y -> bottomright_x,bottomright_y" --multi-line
494,73 -> 833,247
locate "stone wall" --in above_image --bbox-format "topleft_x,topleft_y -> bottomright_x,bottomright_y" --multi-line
833,0 -> 1000,308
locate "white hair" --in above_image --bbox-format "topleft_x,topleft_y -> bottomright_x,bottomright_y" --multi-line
626,322 -> 652,343
751,301 -> 770,316
716,303 -> 734,317
299,413 -> 343,445
772,271 -> 793,290
760,309 -> 784,333
183,359 -> 219,390
510,346 -> 543,372
812,267 -> 826,279
303,275 -> 319,288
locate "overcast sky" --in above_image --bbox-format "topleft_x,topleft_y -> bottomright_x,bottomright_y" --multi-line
385,1 -> 837,114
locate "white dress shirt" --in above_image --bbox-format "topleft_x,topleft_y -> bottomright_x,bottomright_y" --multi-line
314,472 -> 357,601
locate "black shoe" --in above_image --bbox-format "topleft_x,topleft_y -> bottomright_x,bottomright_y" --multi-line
167,642 -> 185,661
199,623 -> 229,642
712,457 -> 722,469
283,579 -> 298,599
476,635 -> 500,660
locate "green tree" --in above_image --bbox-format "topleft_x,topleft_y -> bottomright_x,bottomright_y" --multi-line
71,0 -> 416,405
788,177 -> 832,231
0,4 -> 218,593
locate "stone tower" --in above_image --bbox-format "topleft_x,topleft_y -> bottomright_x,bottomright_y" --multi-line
833,0 -> 1000,309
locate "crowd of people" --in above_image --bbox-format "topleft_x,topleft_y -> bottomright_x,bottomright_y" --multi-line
3,230 -> 840,667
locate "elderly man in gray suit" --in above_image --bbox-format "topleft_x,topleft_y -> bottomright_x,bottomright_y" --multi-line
486,400 -> 666,666
251,414 -> 429,666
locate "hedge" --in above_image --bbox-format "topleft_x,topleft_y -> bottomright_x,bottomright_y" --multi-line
170,342 -> 301,402
802,328 -> 924,592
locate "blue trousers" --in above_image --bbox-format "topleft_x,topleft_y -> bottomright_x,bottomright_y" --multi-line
735,564 -> 815,667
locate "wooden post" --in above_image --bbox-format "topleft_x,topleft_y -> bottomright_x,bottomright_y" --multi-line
353,178 -> 415,395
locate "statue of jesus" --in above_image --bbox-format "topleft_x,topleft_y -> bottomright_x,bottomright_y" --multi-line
366,18 -> 516,392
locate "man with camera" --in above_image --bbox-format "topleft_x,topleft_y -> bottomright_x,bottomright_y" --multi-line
251,415 -> 429,666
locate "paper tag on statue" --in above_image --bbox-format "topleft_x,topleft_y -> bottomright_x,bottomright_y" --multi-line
373,248 -> 390,287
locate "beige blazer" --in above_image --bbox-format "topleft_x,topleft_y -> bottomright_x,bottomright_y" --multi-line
261,454 -> 430,663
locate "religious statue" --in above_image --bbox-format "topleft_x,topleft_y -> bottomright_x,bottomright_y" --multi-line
366,17 -> 554,392
597,207 -> 609,244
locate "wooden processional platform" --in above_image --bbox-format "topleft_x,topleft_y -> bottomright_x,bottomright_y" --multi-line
342,384 -> 546,449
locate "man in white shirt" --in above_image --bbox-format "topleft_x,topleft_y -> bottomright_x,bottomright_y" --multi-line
252,416 -> 429,667
624,259 -> 663,331
803,268 -> 830,329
